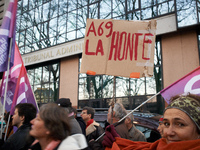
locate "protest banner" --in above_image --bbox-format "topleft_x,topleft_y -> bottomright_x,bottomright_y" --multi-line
80,19 -> 157,78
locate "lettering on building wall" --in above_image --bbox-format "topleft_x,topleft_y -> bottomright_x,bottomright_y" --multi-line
23,39 -> 84,66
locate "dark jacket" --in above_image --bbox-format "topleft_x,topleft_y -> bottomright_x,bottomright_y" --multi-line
76,116 -> 86,136
86,121 -> 104,150
69,115 -> 83,135
0,124 -> 34,150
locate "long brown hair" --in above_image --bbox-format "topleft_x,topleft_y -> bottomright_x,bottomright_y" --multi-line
39,103 -> 71,140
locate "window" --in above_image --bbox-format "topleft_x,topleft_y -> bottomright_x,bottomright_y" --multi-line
16,0 -> 174,54
27,63 -> 60,104
176,0 -> 199,28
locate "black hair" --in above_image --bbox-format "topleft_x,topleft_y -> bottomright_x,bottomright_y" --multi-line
15,103 -> 37,125
82,106 -> 95,119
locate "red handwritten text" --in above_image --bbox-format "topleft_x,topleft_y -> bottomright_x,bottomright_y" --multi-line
85,21 -> 154,61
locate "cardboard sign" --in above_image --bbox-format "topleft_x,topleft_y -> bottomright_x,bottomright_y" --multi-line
80,19 -> 157,78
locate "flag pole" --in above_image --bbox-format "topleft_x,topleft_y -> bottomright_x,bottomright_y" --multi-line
110,76 -> 116,125
4,113 -> 11,140
118,91 -> 160,123
95,91 -> 161,142
0,37 -> 13,139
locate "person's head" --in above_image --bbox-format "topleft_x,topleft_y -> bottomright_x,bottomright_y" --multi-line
107,103 -> 127,124
30,103 -> 70,141
163,93 -> 200,144
12,103 -> 37,128
157,116 -> 164,137
125,113 -> 134,130
81,106 -> 95,123
55,98 -> 73,113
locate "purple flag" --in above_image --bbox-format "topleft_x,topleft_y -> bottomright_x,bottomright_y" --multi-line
10,63 -> 38,115
0,0 -> 18,72
0,43 -> 38,113
160,66 -> 200,103
0,43 -> 22,112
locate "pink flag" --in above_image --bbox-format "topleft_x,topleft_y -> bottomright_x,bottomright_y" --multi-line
0,43 -> 22,112
0,43 -> 38,113
160,66 -> 200,103
10,63 -> 38,114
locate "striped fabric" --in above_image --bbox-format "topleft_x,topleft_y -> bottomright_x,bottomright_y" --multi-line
0,42 -> 22,112
0,0 -> 17,72
10,62 -> 38,114
0,43 -> 38,113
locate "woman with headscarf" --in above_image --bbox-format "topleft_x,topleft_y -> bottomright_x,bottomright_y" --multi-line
102,93 -> 200,150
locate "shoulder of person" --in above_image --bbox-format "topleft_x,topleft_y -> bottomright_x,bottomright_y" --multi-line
58,134 -> 88,150
93,121 -> 100,126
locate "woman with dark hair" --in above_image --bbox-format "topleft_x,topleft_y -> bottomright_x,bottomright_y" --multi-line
29,103 -> 87,150
103,93 -> 200,150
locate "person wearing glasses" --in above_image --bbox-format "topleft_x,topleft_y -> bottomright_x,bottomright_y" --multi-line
81,106 -> 104,150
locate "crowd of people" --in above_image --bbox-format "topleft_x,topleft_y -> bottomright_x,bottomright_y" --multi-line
0,93 -> 199,150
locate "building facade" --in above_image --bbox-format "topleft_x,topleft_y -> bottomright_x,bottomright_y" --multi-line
2,0 -> 200,114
